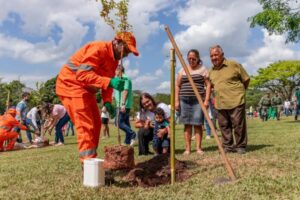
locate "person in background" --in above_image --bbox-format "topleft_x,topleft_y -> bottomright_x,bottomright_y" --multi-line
175,49 -> 211,155
259,93 -> 271,122
114,65 -> 136,146
26,106 -> 42,142
15,92 -> 30,143
295,88 -> 300,120
43,103 -> 70,146
135,93 -> 170,156
65,120 -> 75,136
152,107 -> 170,155
209,45 -> 250,154
101,106 -> 110,138
284,99 -> 291,117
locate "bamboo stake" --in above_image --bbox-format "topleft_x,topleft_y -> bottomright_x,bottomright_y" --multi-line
6,90 -> 11,111
164,26 -> 237,181
170,49 -> 176,185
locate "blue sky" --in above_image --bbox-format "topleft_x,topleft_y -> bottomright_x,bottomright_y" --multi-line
0,0 -> 299,93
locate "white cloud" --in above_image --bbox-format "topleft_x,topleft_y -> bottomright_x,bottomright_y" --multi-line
126,69 -> 139,79
244,29 -> 297,74
0,0 -> 172,64
155,69 -> 163,77
0,73 -> 52,89
157,81 -> 170,91
163,0 -> 261,59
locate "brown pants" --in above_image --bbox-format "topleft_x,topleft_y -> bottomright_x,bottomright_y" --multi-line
216,104 -> 247,150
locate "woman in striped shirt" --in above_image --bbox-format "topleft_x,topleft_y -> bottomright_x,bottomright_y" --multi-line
175,49 -> 211,155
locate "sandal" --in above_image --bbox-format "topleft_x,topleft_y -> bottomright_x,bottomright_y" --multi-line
196,150 -> 204,155
183,150 -> 191,155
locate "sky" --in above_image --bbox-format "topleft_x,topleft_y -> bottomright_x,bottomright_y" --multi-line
0,0 -> 299,94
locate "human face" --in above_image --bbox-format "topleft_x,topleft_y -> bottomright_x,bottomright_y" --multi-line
141,97 -> 155,111
155,114 -> 164,123
187,52 -> 199,68
210,48 -> 224,68
113,41 -> 131,60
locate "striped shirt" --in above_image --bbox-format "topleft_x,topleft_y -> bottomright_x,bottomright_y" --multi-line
178,66 -> 208,97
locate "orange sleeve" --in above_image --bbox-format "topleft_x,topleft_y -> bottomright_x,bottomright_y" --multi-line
9,118 -> 27,130
75,70 -> 111,90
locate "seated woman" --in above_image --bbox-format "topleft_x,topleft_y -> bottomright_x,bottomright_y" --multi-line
135,93 -> 170,155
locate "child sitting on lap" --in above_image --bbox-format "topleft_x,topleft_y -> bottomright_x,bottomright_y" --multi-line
152,108 -> 170,155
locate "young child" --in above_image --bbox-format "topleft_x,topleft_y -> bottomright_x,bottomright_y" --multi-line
152,107 -> 170,155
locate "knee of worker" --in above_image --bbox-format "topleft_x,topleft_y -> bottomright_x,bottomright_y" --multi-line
11,132 -> 19,138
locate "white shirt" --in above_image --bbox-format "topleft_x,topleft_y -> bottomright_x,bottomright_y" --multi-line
136,103 -> 170,122
284,101 -> 290,108
26,107 -> 40,129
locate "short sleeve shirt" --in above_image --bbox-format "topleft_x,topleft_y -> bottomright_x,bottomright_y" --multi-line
16,100 -> 28,121
114,74 -> 133,108
52,104 -> 66,120
136,103 -> 171,122
209,59 -> 250,110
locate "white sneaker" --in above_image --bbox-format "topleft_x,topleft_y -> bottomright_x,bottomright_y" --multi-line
130,139 -> 136,146
206,135 -> 211,140
191,136 -> 195,141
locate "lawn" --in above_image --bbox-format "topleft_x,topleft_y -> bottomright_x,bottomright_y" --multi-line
1,117 -> 300,200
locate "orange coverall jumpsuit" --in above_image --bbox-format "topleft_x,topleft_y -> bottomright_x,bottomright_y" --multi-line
56,41 -> 118,163
0,114 -> 27,151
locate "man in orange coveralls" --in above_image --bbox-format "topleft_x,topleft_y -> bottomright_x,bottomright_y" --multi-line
56,32 -> 139,164
0,108 -> 27,151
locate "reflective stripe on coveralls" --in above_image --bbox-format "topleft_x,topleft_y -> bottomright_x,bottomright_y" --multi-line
0,125 -> 10,131
79,148 -> 97,158
66,61 -> 93,72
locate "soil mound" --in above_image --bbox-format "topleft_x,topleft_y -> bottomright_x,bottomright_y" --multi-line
123,154 -> 191,187
103,145 -> 135,170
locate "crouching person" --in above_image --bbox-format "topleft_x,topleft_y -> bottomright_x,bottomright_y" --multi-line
0,108 -> 27,151
153,108 -> 170,155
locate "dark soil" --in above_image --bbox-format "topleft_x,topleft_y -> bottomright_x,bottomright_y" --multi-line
103,145 -> 135,170
123,154 -> 191,187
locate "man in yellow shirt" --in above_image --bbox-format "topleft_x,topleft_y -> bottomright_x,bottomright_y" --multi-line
209,45 -> 250,154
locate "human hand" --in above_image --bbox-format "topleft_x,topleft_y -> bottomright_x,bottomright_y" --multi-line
104,102 -> 116,119
204,99 -> 209,108
109,77 -> 125,91
121,105 -> 126,113
157,128 -> 165,138
175,100 -> 180,111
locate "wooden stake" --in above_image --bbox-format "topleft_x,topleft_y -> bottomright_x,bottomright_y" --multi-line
170,48 -> 176,185
164,26 -> 237,181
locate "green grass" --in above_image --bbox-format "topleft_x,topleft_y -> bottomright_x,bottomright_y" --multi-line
1,117 -> 300,200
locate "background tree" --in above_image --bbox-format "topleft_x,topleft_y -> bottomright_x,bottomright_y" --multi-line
0,80 -> 25,114
250,60 -> 300,100
246,89 -> 265,109
249,0 -> 300,43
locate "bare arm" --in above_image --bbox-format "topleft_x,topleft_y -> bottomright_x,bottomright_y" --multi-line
204,78 -> 212,107
175,71 -> 182,111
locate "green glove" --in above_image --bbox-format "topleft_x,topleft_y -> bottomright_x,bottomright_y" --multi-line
104,102 -> 116,119
109,77 -> 125,91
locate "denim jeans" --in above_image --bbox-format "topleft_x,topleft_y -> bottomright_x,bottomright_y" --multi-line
66,121 -> 75,136
116,108 -> 136,144
15,119 -> 31,143
55,113 -> 70,143
204,119 -> 211,136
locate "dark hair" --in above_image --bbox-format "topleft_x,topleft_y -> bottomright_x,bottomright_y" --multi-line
187,49 -> 202,65
154,107 -> 165,118
139,92 -> 157,111
42,103 -> 53,117
117,65 -> 125,73
22,92 -> 30,98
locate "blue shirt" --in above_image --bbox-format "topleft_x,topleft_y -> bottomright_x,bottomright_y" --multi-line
16,100 -> 28,121
153,119 -> 169,140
